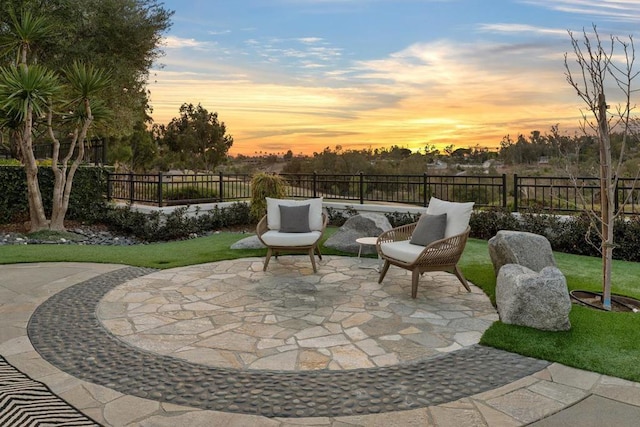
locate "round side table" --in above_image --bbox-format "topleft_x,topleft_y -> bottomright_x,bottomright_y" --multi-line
355,237 -> 381,270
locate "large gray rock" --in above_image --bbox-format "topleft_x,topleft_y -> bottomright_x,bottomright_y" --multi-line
230,235 -> 265,249
324,213 -> 392,254
496,264 -> 571,331
488,230 -> 556,275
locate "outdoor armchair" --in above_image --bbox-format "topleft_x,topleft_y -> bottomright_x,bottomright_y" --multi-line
257,197 -> 326,273
376,197 -> 474,298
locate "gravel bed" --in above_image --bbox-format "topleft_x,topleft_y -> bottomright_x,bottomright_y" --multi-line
0,226 -> 140,246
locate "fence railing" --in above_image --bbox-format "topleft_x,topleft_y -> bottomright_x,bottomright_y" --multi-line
107,172 -> 253,206
37,140 -> 106,164
1,140 -> 106,164
106,171 -> 640,215
106,172 -> 508,208
514,175 -> 640,214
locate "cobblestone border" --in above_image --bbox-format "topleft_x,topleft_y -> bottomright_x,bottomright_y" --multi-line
28,266 -> 550,418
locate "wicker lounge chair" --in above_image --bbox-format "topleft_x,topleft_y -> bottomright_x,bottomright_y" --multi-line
257,197 -> 326,273
376,197 -> 474,298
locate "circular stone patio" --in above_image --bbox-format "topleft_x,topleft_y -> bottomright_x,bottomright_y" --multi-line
28,256 -> 550,417
98,256 -> 498,371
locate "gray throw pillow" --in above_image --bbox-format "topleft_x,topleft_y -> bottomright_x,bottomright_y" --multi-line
410,213 -> 447,246
279,204 -> 311,233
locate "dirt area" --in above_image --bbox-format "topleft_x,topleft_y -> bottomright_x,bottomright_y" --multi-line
571,291 -> 640,313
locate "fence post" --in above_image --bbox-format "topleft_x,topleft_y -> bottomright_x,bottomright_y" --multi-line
313,172 -> 317,198
129,172 -> 134,204
502,173 -> 507,209
157,172 -> 163,207
219,172 -> 224,202
359,172 -> 364,205
513,174 -> 518,212
423,173 -> 428,207
106,172 -> 112,200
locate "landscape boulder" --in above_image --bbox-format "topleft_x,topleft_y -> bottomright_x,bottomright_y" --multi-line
230,235 -> 265,250
496,264 -> 571,331
324,213 -> 392,254
488,230 -> 556,276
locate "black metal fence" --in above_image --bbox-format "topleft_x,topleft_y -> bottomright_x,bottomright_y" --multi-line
1,140 -> 106,164
36,140 -> 106,164
107,172 -> 253,206
105,171 -> 640,214
514,175 -> 640,214
106,172 -> 508,208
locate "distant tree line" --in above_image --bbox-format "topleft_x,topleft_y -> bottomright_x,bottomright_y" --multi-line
265,126 -> 639,178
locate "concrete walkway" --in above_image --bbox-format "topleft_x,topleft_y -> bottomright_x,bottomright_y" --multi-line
1,261 -> 639,426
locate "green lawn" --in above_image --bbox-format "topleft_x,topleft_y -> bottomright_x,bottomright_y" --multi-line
2,228 -> 639,382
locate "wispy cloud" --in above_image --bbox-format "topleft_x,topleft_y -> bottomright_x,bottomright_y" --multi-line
478,23 -> 568,37
162,35 -> 212,49
521,0 -> 640,23
208,30 -> 231,36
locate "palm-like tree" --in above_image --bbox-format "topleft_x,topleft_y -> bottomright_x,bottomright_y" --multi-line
0,9 -> 110,231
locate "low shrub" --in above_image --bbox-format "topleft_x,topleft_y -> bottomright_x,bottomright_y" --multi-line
469,208 -> 520,240
104,202 -> 252,242
325,207 -> 348,226
385,211 -> 420,227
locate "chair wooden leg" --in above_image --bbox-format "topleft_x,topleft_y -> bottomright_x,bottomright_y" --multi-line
454,265 -> 471,292
263,248 -> 273,271
378,260 -> 391,284
411,269 -> 420,299
315,244 -> 323,260
308,248 -> 318,273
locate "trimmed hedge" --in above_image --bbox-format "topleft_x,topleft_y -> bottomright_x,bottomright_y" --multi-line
470,208 -> 640,262
0,166 -> 108,224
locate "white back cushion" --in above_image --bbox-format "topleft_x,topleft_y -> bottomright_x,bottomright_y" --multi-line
425,197 -> 474,237
266,197 -> 324,231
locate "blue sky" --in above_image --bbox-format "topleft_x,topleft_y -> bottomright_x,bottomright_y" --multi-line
150,0 -> 640,155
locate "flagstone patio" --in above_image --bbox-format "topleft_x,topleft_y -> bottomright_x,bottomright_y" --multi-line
3,260 -> 640,425
97,256 -> 498,371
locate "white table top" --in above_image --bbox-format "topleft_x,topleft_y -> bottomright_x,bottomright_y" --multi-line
355,237 -> 378,245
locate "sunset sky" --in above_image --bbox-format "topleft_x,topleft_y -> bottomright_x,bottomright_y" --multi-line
150,0 -> 640,156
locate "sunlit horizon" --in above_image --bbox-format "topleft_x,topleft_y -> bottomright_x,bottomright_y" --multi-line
148,1 -> 640,156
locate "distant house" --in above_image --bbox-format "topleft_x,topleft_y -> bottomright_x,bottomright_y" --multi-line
538,156 -> 549,164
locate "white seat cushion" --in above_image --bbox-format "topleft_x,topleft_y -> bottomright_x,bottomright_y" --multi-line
426,197 -> 474,237
380,241 -> 424,264
260,230 -> 322,247
266,197 -> 324,231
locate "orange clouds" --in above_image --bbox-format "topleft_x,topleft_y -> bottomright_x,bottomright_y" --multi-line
148,37 -> 586,156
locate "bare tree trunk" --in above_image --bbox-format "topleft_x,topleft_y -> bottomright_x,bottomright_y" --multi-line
564,28 -> 640,311
22,106 -> 49,232
49,101 -> 93,231
598,93 -> 613,310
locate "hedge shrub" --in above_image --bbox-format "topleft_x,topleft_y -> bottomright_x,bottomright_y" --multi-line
0,166 -> 108,224
104,202 -> 252,242
470,208 -> 640,262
